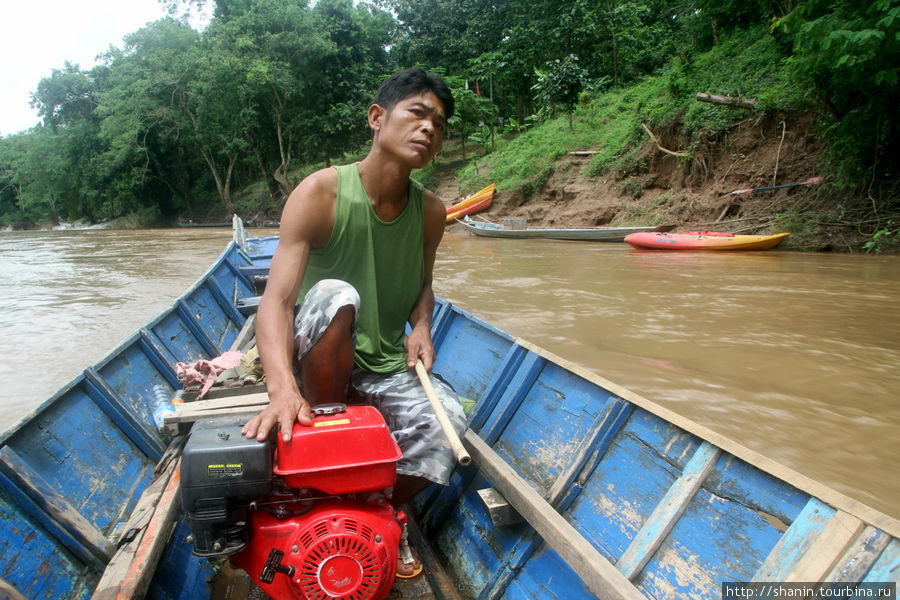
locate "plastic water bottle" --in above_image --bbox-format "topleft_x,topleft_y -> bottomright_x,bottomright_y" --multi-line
150,384 -> 176,432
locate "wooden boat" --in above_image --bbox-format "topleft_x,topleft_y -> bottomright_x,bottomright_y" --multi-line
625,230 -> 790,250
0,222 -> 896,600
460,216 -> 674,241
446,184 -> 495,223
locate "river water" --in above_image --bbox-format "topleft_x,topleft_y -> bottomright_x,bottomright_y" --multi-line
1,228 -> 898,520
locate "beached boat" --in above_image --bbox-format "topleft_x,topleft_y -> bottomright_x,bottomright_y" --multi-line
446,184 -> 495,223
625,230 -> 790,250
460,216 -> 674,241
0,221 -> 896,600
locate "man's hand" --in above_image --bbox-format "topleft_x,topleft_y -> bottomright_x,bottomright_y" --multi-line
406,325 -> 435,372
241,392 -> 313,442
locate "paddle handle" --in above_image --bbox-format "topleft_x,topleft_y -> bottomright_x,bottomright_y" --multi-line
415,360 -> 472,467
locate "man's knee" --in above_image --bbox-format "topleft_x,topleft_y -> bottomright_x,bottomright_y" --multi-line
293,280 -> 360,361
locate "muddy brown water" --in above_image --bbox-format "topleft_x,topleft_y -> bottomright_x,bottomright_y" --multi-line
1,228 -> 897,519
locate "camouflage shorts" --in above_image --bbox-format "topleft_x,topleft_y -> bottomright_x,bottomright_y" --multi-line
295,279 -> 467,486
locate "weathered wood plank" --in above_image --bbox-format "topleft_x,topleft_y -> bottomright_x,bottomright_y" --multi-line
92,439 -> 183,600
405,509 -> 463,600
862,538 -> 899,583
826,526 -> 892,583
462,430 -> 645,600
191,381 -> 267,401
616,441 -> 721,581
167,405 -> 266,424
228,313 -> 256,352
115,461 -> 182,599
165,392 -> 269,424
177,393 -> 269,412
782,510 -> 864,582
753,497 -> 835,582
0,446 -> 115,570
546,398 -> 630,508
479,352 -> 544,446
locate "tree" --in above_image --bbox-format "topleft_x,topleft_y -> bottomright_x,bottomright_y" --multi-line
305,0 -> 394,166
451,86 -> 498,158
206,0 -> 336,198
31,63 -> 109,221
774,0 -> 900,195
532,55 -> 589,129
95,19 -> 208,216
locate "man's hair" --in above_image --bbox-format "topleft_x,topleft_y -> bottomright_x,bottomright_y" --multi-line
373,67 -> 455,121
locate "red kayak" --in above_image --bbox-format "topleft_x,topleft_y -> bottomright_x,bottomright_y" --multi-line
624,231 -> 789,250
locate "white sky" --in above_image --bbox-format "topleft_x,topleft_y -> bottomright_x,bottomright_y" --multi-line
0,1 -> 209,137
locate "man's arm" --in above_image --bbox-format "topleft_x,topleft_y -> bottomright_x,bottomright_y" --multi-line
242,169 -> 337,442
405,189 -> 446,372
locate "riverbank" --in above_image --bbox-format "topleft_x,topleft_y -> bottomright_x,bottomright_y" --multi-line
431,114 -> 888,253
9,98 -> 892,254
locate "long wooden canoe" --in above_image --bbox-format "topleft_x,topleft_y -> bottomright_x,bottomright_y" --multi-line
460,216 -> 674,242
0,223 -> 896,599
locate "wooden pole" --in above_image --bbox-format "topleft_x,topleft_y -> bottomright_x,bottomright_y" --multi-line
414,361 -> 472,466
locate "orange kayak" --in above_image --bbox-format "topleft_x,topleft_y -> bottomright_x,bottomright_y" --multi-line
446,196 -> 492,222
624,231 -> 789,250
446,183 -> 495,223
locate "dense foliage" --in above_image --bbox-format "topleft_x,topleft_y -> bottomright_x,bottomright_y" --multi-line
0,0 -> 896,228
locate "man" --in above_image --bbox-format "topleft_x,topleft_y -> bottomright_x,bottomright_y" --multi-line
241,67 -> 466,576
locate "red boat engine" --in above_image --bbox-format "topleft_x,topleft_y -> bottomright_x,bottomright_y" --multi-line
181,403 -> 404,600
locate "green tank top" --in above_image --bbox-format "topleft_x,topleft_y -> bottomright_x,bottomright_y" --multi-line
299,163 -> 425,373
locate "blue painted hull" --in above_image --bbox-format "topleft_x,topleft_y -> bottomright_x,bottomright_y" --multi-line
0,234 -> 897,599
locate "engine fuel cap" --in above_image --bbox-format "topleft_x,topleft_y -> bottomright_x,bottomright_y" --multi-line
311,403 -> 347,417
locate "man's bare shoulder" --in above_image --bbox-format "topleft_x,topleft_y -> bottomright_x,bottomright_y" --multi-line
422,188 -> 445,215
288,167 -> 338,208
281,167 -> 338,247
421,188 -> 446,245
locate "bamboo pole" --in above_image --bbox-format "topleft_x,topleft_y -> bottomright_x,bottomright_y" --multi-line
414,360 -> 471,466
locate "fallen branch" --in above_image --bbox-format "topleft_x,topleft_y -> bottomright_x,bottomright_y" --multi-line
680,216 -> 765,228
729,176 -> 824,196
640,123 -> 690,158
695,92 -> 757,109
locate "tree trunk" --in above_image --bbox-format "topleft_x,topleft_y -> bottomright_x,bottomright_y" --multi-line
199,148 -> 235,215
150,152 -> 194,215
608,2 -> 619,87
222,154 -> 237,215
271,92 -> 293,198
695,92 -> 757,109
249,134 -> 281,200
48,193 -> 59,224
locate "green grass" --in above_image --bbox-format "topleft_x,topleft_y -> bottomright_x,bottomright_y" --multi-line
444,26 -> 812,201
223,26 -> 812,217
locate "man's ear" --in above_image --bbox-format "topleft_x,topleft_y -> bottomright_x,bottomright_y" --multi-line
368,103 -> 386,132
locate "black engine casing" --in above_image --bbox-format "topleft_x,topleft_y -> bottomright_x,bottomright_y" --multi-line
181,416 -> 271,556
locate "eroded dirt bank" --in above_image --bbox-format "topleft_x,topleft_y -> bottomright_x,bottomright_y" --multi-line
436,113 -> 883,252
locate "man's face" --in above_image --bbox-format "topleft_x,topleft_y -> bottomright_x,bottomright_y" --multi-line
375,91 -> 447,168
